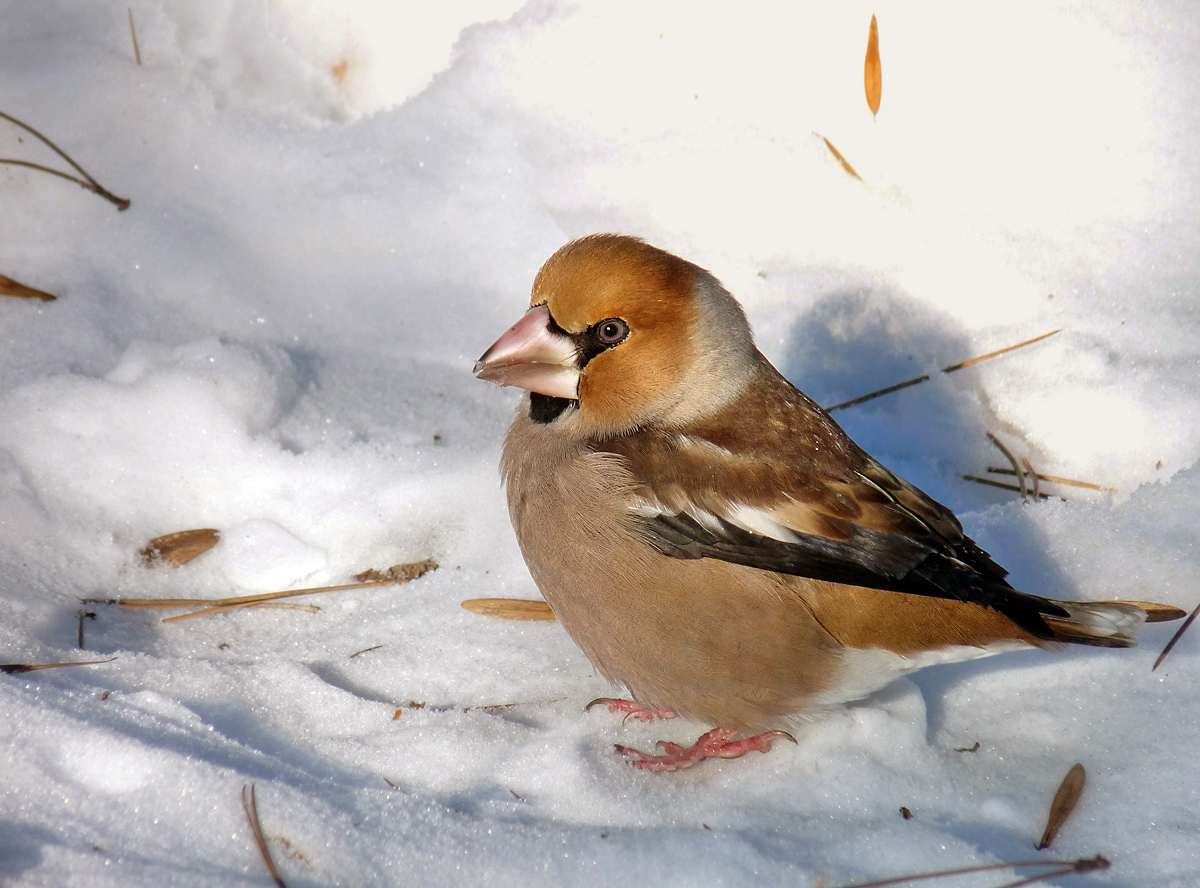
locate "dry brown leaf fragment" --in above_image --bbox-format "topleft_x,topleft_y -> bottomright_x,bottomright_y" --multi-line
820,136 -> 862,181
0,273 -> 56,301
141,528 -> 220,566
864,14 -> 882,116
353,559 -> 438,583
1037,763 -> 1086,850
461,598 -> 556,621
1,657 -> 116,674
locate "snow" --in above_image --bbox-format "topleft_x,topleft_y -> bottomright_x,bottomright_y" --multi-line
1,1 -> 1197,885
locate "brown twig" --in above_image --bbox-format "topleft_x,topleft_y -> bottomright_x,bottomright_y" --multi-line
988,433 -> 1026,501
241,784 -> 286,888
962,476 -> 1053,500
77,609 -> 96,649
986,468 -> 1116,494
0,109 -> 130,210
825,330 -> 1060,412
127,8 -> 142,65
829,855 -> 1108,888
1152,599 -> 1200,672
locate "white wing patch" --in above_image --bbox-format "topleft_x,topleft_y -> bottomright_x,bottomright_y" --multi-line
724,503 -> 801,543
630,498 -> 800,544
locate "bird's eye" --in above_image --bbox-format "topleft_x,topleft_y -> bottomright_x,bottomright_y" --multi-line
596,318 -> 629,346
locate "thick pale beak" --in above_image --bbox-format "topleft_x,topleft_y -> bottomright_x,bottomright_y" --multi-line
474,304 -> 580,400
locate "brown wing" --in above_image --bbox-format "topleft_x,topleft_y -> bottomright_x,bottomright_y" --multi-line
600,363 -> 1067,638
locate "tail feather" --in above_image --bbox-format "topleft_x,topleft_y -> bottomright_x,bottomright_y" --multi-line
1041,601 -> 1153,648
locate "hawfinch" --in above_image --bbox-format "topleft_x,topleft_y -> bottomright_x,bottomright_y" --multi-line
475,234 -> 1180,771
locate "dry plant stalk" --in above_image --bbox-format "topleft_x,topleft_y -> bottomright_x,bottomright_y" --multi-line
820,135 -> 862,181
827,854 -> 1108,888
824,330 -> 1061,412
1037,763 -> 1086,850
961,475 -> 1052,500
0,273 -> 56,301
988,433 -> 1027,501
92,559 -> 437,623
461,598 -> 557,621
140,528 -> 220,566
1,656 -> 116,674
0,109 -> 130,210
241,784 -> 287,888
1153,598 -> 1199,671
127,8 -> 142,65
986,468 -> 1116,494
864,14 -> 882,116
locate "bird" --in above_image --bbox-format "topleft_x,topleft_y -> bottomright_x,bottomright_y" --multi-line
474,233 -> 1182,771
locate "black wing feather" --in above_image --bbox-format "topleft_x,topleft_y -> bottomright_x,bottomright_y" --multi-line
635,511 -> 1067,638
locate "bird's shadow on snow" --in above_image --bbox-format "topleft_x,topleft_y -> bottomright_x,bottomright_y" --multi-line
772,284 -> 1083,735
0,821 -> 52,881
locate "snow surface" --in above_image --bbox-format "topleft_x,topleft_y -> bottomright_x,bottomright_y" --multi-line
1,1 -> 1198,885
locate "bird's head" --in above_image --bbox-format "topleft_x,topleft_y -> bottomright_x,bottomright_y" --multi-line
475,234 -> 758,436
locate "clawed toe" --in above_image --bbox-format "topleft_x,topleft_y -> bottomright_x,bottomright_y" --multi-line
585,697 -> 676,723
615,727 -> 794,772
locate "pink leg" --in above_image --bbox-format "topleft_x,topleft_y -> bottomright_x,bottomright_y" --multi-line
585,697 -> 676,723
615,727 -> 796,772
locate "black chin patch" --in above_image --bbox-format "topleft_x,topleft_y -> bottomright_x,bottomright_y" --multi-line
529,393 -> 574,424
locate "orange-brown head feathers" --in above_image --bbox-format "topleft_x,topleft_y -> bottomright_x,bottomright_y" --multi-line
522,234 -> 759,435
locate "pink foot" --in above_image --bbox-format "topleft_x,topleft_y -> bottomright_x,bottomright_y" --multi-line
585,697 -> 676,723
615,727 -> 796,772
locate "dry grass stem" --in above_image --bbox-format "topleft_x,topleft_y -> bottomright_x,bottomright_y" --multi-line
1037,763 -> 1086,850
127,8 -> 142,65
241,784 -> 286,888
824,330 -> 1060,412
461,598 -> 557,621
986,468 -> 1116,493
988,433 -> 1026,500
0,109 -> 130,210
0,273 -> 56,301
1153,599 -> 1200,671
162,602 -> 319,623
1,656 -> 116,674
86,560 -> 436,623
828,855 -> 1108,888
962,475 -> 1052,500
140,528 -> 220,566
864,14 -> 882,116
